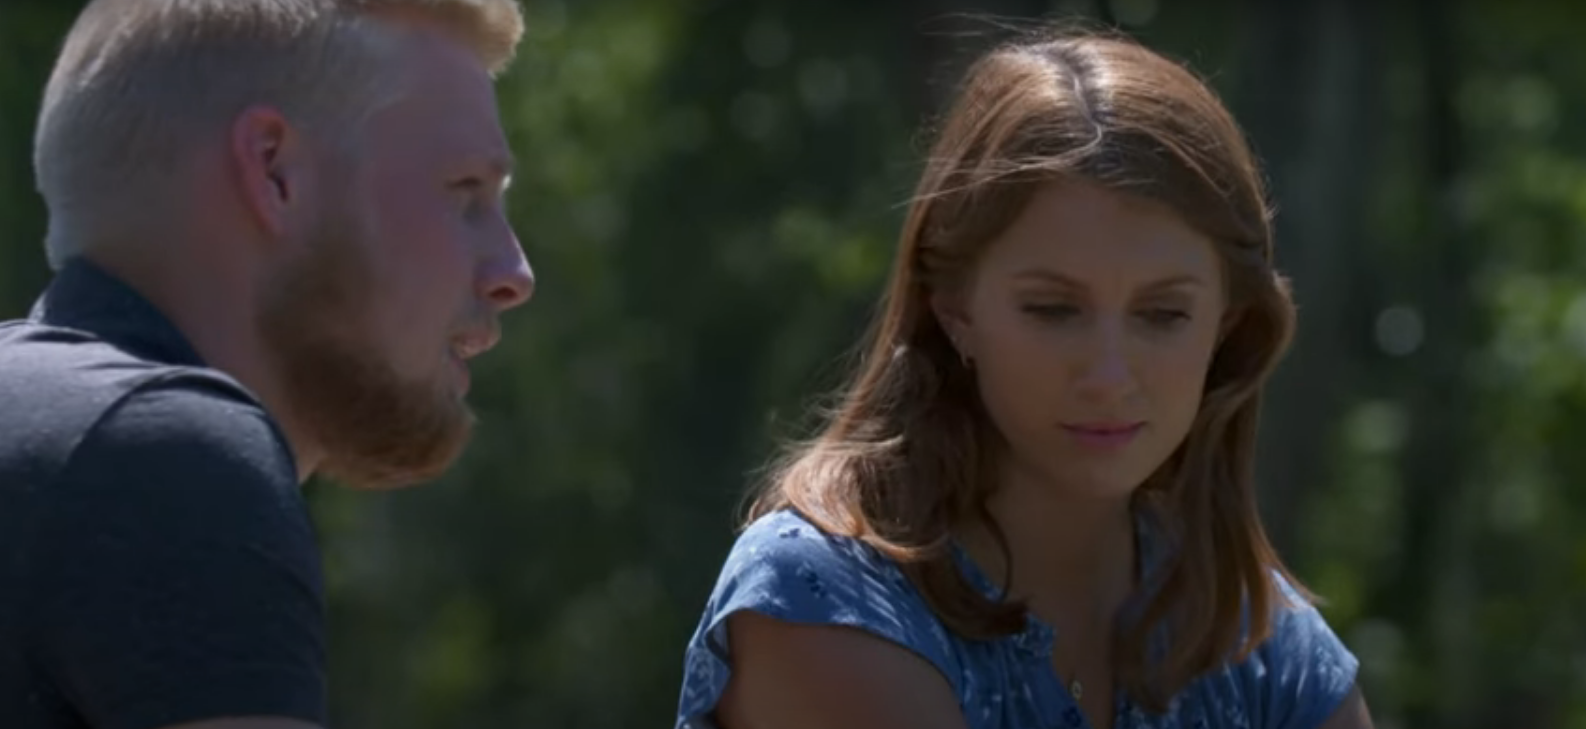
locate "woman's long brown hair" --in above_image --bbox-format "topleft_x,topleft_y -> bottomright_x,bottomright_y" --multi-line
744,28 -> 1309,712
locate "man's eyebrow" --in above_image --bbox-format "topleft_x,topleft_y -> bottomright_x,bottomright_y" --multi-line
468,152 -> 514,191
491,153 -> 515,179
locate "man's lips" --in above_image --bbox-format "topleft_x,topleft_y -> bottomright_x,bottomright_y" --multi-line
448,325 -> 499,396
451,327 -> 500,361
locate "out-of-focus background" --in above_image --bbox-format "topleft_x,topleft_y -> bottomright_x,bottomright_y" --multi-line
3,0 -> 1584,727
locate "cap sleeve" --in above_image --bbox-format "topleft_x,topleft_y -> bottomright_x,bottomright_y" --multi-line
1243,574 -> 1361,729
675,510 -> 959,729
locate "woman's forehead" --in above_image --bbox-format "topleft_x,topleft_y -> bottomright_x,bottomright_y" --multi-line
976,181 -> 1222,290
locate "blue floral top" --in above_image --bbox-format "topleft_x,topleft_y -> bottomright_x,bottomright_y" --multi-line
675,509 -> 1358,729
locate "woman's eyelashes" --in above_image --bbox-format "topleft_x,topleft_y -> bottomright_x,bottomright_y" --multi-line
1021,302 -> 1081,321
1017,301 -> 1194,330
1138,307 -> 1191,329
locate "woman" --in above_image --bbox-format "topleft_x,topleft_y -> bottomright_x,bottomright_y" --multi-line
675,27 -> 1373,729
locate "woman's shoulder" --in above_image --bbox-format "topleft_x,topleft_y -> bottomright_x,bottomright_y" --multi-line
1252,572 -> 1360,697
698,508 -> 948,643
1177,570 -> 1361,729
676,509 -> 965,728
731,508 -> 904,576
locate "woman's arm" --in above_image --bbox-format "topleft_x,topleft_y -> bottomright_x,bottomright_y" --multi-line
1316,685 -> 1374,729
715,611 -> 970,729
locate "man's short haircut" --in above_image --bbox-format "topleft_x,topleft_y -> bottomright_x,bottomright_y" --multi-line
34,0 -> 526,269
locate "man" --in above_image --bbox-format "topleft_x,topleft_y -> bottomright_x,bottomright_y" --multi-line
0,1 -> 534,728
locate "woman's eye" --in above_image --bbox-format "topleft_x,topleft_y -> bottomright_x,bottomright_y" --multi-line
1139,308 -> 1190,327
1022,303 -> 1080,320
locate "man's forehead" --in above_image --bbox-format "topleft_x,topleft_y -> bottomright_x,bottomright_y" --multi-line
369,63 -> 507,154
345,17 -> 511,173
440,112 -> 513,167
375,9 -> 501,76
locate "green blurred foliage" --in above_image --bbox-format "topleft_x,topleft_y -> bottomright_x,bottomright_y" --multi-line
1,0 -> 1584,727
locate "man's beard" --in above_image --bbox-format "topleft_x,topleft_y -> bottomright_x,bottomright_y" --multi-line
257,207 -> 476,490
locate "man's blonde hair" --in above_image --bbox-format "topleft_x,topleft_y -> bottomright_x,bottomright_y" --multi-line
34,0 -> 525,269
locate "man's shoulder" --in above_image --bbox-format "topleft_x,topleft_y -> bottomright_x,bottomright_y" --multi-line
65,369 -> 299,498
0,321 -> 325,729
0,318 -> 288,482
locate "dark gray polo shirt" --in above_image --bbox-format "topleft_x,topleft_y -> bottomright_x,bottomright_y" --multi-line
0,260 -> 326,729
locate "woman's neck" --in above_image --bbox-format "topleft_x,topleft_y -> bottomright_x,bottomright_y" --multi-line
959,459 -> 1139,630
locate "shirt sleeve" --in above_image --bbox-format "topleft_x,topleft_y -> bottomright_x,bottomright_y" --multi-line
1244,573 -> 1361,729
674,509 -> 960,729
25,375 -> 326,729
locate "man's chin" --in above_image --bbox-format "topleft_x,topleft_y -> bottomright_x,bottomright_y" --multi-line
321,468 -> 450,492
319,435 -> 474,491
313,402 -> 477,491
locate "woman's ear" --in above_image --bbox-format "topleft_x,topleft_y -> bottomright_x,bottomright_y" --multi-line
931,287 -> 973,362
1218,306 -> 1244,345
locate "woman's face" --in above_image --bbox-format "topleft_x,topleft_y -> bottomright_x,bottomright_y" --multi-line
934,180 -> 1227,500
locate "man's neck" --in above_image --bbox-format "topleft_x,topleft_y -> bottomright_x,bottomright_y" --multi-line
83,247 -> 323,481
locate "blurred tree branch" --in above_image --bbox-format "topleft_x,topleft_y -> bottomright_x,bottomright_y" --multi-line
1374,0 -> 1485,725
1235,0 -> 1382,560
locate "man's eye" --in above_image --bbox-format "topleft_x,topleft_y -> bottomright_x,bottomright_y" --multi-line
450,179 -> 489,212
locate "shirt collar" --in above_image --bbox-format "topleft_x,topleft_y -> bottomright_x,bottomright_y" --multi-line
29,258 -> 209,368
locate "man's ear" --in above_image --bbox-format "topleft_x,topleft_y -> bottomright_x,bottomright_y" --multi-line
930,286 -> 973,361
229,105 -> 307,240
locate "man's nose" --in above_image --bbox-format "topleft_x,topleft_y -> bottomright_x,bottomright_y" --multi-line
478,227 -> 534,312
